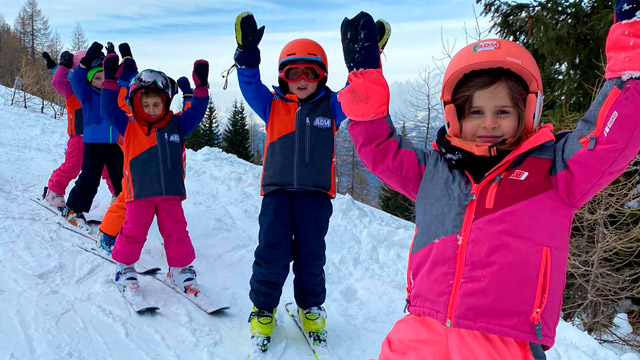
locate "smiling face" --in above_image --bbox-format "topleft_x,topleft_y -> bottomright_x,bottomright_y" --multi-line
289,79 -> 319,100
459,81 -> 520,144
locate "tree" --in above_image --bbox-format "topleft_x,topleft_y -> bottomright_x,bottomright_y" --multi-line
222,99 -> 252,162
69,22 -> 87,52
13,0 -> 51,59
476,0 -> 612,115
335,126 -> 375,205
378,123 -> 416,221
404,66 -> 443,148
46,30 -> 63,60
200,99 -> 222,148
0,12 -> 27,87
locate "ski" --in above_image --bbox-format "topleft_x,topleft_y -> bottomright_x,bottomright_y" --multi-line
153,273 -> 230,314
75,243 -> 162,275
248,314 -> 288,360
30,196 -> 64,216
32,197 -> 101,241
116,283 -> 159,314
284,302 -> 338,360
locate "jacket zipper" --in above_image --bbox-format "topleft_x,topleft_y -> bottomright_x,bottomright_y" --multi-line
164,133 -> 172,170
125,169 -> 133,199
305,117 -> 311,163
294,104 -> 301,188
404,226 -> 418,313
530,247 -> 551,339
445,180 -> 479,327
485,174 -> 503,209
157,130 -> 166,193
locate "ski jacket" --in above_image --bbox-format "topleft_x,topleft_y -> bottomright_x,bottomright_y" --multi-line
51,66 -> 83,135
70,66 -> 118,144
237,66 -> 347,197
101,80 -> 207,202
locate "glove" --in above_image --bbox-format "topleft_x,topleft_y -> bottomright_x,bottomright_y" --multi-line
42,52 -> 57,70
168,77 -> 179,97
615,0 -> 640,22
177,76 -> 193,99
234,12 -> 265,68
115,43 -> 137,83
105,41 -> 116,54
376,19 -> 391,51
80,41 -> 104,68
59,51 -> 73,69
103,53 -> 120,81
192,60 -> 209,97
341,12 -> 380,72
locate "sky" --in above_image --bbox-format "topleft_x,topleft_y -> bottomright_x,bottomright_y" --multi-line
0,0 -> 494,116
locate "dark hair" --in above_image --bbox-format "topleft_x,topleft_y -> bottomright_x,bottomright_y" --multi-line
138,87 -> 165,100
452,68 -> 529,149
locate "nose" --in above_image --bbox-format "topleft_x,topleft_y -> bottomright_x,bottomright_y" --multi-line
481,115 -> 499,129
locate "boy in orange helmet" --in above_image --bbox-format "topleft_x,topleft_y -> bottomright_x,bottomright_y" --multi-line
233,11 -> 390,353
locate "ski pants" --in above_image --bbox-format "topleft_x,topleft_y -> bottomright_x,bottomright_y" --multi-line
112,196 -> 195,267
66,142 -> 123,213
47,134 -> 115,196
99,190 -> 126,237
250,189 -> 332,311
375,314 -> 546,360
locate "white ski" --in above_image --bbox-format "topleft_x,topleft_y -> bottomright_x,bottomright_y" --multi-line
153,274 -> 230,314
284,302 -> 340,360
75,243 -> 161,275
31,197 -> 100,241
117,283 -> 159,314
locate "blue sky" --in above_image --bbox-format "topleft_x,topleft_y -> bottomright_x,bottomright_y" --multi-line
0,0 -> 492,116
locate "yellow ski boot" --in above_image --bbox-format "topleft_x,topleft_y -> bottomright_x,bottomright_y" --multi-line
298,306 -> 327,346
249,306 -> 276,352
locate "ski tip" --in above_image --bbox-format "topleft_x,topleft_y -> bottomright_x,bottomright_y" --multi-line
136,306 -> 160,314
138,267 -> 163,275
205,306 -> 231,314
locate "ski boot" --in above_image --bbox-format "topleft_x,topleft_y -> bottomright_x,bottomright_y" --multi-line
97,231 -> 116,255
168,265 -> 200,295
249,307 -> 276,352
43,186 -> 66,210
298,306 -> 327,347
62,207 -> 87,228
115,263 -> 139,293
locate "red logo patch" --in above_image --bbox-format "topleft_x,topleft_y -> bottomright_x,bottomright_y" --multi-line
509,170 -> 529,180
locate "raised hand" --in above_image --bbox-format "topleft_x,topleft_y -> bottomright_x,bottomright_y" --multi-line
42,52 -> 57,70
234,12 -> 265,68
80,41 -> 104,68
340,11 -> 380,72
376,19 -> 391,51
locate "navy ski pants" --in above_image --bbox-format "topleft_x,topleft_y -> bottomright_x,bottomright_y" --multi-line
250,189 -> 332,311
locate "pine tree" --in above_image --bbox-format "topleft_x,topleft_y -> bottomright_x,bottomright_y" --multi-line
378,184 -> 415,222
200,99 -> 222,148
13,0 -> 51,59
69,22 -> 87,52
185,123 -> 203,151
222,99 -> 252,162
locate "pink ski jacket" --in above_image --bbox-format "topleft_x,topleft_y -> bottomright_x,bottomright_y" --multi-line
343,21 -> 640,348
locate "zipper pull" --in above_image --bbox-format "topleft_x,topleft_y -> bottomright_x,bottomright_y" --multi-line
306,117 -> 310,125
403,299 -> 409,313
535,321 -> 543,339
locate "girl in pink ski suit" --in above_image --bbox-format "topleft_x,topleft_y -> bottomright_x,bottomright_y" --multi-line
338,7 -> 640,360
47,50 -> 114,207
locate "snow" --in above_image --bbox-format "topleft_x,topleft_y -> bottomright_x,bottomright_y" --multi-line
0,84 -> 638,359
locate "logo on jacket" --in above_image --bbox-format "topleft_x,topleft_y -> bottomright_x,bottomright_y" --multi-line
509,170 -> 529,180
313,117 -> 332,129
169,134 -> 180,143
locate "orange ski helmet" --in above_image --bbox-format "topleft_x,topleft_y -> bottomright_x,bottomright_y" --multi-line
441,39 -> 544,138
278,38 -> 328,73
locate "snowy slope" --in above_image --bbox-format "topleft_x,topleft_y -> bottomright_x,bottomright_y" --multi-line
0,84 -> 638,360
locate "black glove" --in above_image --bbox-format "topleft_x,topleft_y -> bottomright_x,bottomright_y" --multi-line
192,60 -> 209,89
376,19 -> 391,51
234,12 -> 265,68
341,12 -> 380,72
80,41 -> 104,68
177,76 -> 193,98
103,53 -> 119,81
118,43 -> 133,59
106,42 -> 116,54
168,77 -> 179,97
42,52 -> 57,70
59,51 -> 74,69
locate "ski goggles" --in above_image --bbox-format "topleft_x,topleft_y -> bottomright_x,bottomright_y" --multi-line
278,64 -> 326,83
132,69 -> 172,91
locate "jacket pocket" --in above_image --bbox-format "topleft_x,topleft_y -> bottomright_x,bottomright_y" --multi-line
529,247 -> 551,339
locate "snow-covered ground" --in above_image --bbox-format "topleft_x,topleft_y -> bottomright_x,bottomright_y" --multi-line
0,85 -> 638,359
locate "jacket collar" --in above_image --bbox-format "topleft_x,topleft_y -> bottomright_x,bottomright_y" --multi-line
272,85 -> 331,103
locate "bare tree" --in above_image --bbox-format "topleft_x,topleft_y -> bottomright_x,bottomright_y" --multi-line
0,13 -> 27,87
69,22 -> 87,52
404,66 -> 443,148
13,0 -> 51,59
47,30 -> 63,60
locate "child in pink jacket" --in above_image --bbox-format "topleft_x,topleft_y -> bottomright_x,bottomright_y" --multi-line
338,6 -> 640,360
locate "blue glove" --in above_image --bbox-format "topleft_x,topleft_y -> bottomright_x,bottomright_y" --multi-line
340,12 -> 380,72
177,76 -> 193,99
616,0 -> 640,22
234,12 -> 265,68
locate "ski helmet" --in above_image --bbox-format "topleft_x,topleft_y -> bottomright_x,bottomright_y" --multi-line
277,38 -> 328,95
72,50 -> 86,69
441,39 -> 544,138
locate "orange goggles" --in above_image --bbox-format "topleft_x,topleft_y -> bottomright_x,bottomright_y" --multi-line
279,64 -> 326,83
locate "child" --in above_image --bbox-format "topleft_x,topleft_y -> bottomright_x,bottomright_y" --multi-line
65,42 -> 123,227
233,11 -> 349,349
41,50 -> 115,210
338,8 -> 640,360
99,45 -> 209,294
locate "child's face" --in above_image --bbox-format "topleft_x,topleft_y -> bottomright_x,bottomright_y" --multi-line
460,82 -> 519,144
289,79 -> 318,100
91,71 -> 104,89
140,94 -> 164,117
